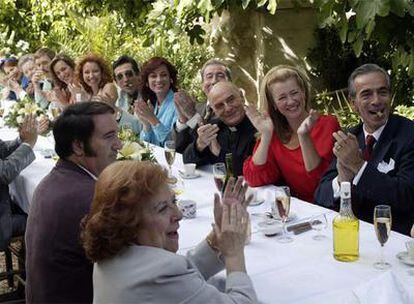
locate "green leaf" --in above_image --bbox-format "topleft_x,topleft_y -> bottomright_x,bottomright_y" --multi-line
365,19 -> 376,39
338,17 -> 348,43
355,0 -> 390,29
352,35 -> 364,57
390,0 -> 414,17
257,0 -> 267,7
267,0 -> 277,14
242,0 -> 251,10
197,0 -> 214,13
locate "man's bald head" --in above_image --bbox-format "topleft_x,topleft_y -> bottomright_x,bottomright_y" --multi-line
208,81 -> 245,127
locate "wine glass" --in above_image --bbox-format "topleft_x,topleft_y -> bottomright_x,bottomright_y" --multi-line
373,205 -> 392,270
49,102 -> 61,120
310,214 -> 328,240
275,186 -> 293,243
212,163 -> 226,193
164,140 -> 176,175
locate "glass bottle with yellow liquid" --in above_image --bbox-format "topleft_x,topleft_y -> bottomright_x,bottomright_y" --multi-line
333,182 -> 359,262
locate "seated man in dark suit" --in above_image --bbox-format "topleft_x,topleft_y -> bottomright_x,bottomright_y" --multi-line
0,115 -> 37,250
315,63 -> 414,235
25,102 -> 123,303
183,81 -> 256,176
173,59 -> 231,153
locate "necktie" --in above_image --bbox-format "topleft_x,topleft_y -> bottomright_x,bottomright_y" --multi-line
363,135 -> 376,161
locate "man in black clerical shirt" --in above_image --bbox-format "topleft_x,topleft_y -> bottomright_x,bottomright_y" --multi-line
183,82 -> 256,176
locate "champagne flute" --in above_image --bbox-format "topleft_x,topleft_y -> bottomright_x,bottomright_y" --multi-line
373,205 -> 392,270
310,214 -> 328,240
275,186 -> 292,243
164,140 -> 176,175
213,163 -> 226,193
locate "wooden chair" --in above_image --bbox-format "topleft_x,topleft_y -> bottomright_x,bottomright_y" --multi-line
0,237 -> 26,301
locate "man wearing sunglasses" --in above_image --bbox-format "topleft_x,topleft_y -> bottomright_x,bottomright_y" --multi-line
112,55 -> 141,112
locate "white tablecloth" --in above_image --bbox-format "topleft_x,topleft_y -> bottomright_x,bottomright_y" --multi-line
2,127 -> 414,304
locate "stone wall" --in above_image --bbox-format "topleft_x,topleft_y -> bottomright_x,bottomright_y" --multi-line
210,2 -> 317,105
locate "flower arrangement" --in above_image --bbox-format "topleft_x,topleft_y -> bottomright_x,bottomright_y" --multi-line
117,125 -> 156,162
4,95 -> 46,128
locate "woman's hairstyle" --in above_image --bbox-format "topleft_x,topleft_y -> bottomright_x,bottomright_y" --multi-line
18,54 -> 35,70
0,57 -> 18,73
76,53 -> 113,95
81,161 -> 175,262
50,54 -> 75,89
139,56 -> 178,104
260,65 -> 311,143
34,47 -> 56,61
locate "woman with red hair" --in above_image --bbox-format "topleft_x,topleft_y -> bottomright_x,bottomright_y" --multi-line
76,53 -> 118,104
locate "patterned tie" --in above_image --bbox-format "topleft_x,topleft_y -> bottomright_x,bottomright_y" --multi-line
363,135 -> 376,161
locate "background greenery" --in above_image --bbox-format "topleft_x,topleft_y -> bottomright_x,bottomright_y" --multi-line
1,0 -> 413,124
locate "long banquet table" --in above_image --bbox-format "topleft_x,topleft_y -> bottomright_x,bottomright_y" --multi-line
2,127 -> 414,304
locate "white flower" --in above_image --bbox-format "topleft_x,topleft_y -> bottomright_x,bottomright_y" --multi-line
16,115 -> 24,124
117,141 -> 145,160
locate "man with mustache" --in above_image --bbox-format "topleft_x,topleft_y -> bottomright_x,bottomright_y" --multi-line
315,64 -> 414,236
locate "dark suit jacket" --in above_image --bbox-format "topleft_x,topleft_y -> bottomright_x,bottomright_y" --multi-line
26,160 -> 95,303
183,115 -> 257,176
0,138 -> 34,250
314,114 -> 414,235
173,102 -> 215,154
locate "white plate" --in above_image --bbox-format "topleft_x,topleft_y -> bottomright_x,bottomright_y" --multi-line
249,198 -> 265,206
178,171 -> 201,179
396,251 -> 414,266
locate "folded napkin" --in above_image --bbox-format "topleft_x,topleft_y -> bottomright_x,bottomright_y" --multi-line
353,271 -> 413,304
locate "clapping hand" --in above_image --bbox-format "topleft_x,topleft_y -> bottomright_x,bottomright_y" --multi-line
134,99 -> 158,125
196,123 -> 219,151
68,83 -> 90,102
19,114 -> 38,148
174,90 -> 196,123
333,131 -> 364,174
297,109 -> 319,136
37,116 -> 50,135
213,177 -> 253,230
245,104 -> 273,138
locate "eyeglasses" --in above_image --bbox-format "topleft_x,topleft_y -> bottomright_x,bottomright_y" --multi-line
115,70 -> 135,81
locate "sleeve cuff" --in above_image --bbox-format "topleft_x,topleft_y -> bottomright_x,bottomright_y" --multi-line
175,119 -> 188,132
186,113 -> 202,129
332,176 -> 341,199
353,161 -> 368,186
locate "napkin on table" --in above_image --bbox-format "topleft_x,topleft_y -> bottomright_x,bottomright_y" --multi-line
352,271 -> 413,304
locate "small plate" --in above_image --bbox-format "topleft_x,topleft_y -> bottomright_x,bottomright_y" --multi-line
396,251 -> 414,266
178,171 -> 201,179
249,198 -> 265,206
257,221 -> 282,236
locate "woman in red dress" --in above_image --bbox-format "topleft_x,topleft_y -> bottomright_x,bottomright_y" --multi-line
243,65 -> 340,202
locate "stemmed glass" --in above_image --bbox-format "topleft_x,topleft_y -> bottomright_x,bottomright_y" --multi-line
373,205 -> 392,270
310,214 -> 328,240
164,140 -> 176,175
213,163 -> 226,194
49,102 -> 61,120
275,186 -> 293,243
